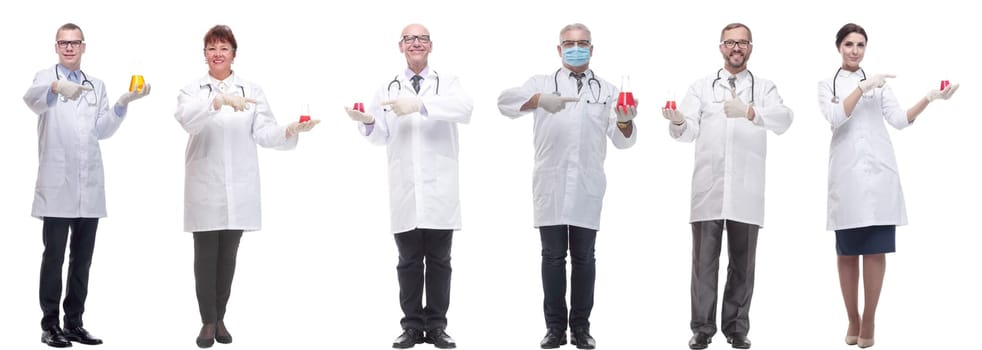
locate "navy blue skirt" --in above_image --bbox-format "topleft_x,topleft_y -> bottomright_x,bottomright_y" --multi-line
835,225 -> 896,256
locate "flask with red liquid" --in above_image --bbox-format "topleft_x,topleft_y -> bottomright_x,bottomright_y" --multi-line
941,80 -> 950,91
617,75 -> 636,112
299,104 -> 310,123
353,102 -> 365,113
664,91 -> 677,110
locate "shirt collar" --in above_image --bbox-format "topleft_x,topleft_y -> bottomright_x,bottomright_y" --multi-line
559,67 -> 593,80
404,67 -> 431,80
199,72 -> 239,91
837,67 -> 864,78
55,64 -> 81,79
720,68 -> 750,81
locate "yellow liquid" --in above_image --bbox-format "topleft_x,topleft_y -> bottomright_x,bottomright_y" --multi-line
129,75 -> 145,92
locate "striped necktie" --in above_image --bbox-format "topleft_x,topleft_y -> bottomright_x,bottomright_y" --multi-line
570,72 -> 585,93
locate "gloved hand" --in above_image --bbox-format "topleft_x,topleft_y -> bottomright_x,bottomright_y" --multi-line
538,93 -> 579,113
662,108 -> 686,125
285,119 -> 321,138
116,84 -> 151,107
615,105 -> 638,123
724,97 -> 750,119
858,74 -> 896,93
52,80 -> 93,100
345,106 -> 375,124
213,94 -> 257,112
926,83 -> 960,102
381,97 -> 422,116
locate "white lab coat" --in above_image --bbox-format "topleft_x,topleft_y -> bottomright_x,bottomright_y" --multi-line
670,69 -> 792,227
23,65 -> 125,219
818,69 -> 909,231
360,68 -> 473,234
498,68 -> 636,230
175,74 -> 296,233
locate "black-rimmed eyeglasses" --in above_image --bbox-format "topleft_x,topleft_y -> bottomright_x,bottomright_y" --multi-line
57,40 -> 84,48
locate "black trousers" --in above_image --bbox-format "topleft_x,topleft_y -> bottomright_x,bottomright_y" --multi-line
193,230 -> 243,324
394,228 -> 453,331
690,220 -> 759,337
540,225 -> 597,331
40,217 -> 99,329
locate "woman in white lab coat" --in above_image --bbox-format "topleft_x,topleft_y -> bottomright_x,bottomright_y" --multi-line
174,25 -> 319,348
817,23 -> 958,348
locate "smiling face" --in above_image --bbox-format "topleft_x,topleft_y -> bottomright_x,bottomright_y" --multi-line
204,40 -> 235,79
55,28 -> 85,71
838,32 -> 866,71
400,24 -> 432,73
719,26 -> 753,73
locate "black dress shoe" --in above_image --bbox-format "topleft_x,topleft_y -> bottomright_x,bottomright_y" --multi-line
393,328 -> 424,349
726,334 -> 751,349
41,326 -> 72,348
425,328 -> 456,349
63,327 -> 102,345
197,323 -> 215,348
215,321 -> 232,344
689,332 -> 712,350
540,329 -> 567,349
571,328 -> 596,349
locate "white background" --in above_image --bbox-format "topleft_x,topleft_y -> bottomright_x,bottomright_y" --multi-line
1,0 -> 978,349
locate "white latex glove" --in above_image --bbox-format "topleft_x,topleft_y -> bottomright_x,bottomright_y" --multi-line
213,94 -> 258,112
615,105 -> 638,123
662,108 -> 685,125
858,74 -> 896,93
381,97 -> 421,116
345,106 -> 375,124
926,83 -> 960,102
724,97 -> 750,119
52,80 -> 93,100
537,93 -> 579,113
285,119 -> 321,138
117,84 -> 151,107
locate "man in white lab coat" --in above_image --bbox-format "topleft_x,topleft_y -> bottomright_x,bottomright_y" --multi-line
662,23 -> 792,350
497,23 -> 638,350
23,23 -> 149,348
345,23 -> 472,350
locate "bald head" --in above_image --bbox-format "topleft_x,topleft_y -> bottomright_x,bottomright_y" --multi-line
399,23 -> 432,74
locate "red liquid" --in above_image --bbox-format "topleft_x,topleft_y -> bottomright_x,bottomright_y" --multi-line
941,80 -> 950,91
664,100 -> 677,110
617,92 -> 636,107
353,102 -> 365,113
299,115 -> 310,123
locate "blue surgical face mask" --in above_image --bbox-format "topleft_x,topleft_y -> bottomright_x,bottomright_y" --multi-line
562,46 -> 590,67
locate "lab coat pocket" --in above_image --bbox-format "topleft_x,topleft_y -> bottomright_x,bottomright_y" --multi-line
586,102 -> 612,129
742,152 -> 765,196
582,168 -> 607,199
37,162 -> 66,189
37,150 -> 66,189
533,168 -> 559,211
431,155 -> 460,208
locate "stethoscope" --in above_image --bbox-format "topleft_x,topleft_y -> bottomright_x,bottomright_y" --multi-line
830,67 -> 867,103
201,83 -> 246,98
553,68 -> 605,104
387,71 -> 440,99
54,66 -> 96,104
711,68 -> 754,104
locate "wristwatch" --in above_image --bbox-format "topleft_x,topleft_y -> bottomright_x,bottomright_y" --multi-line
616,120 -> 632,129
